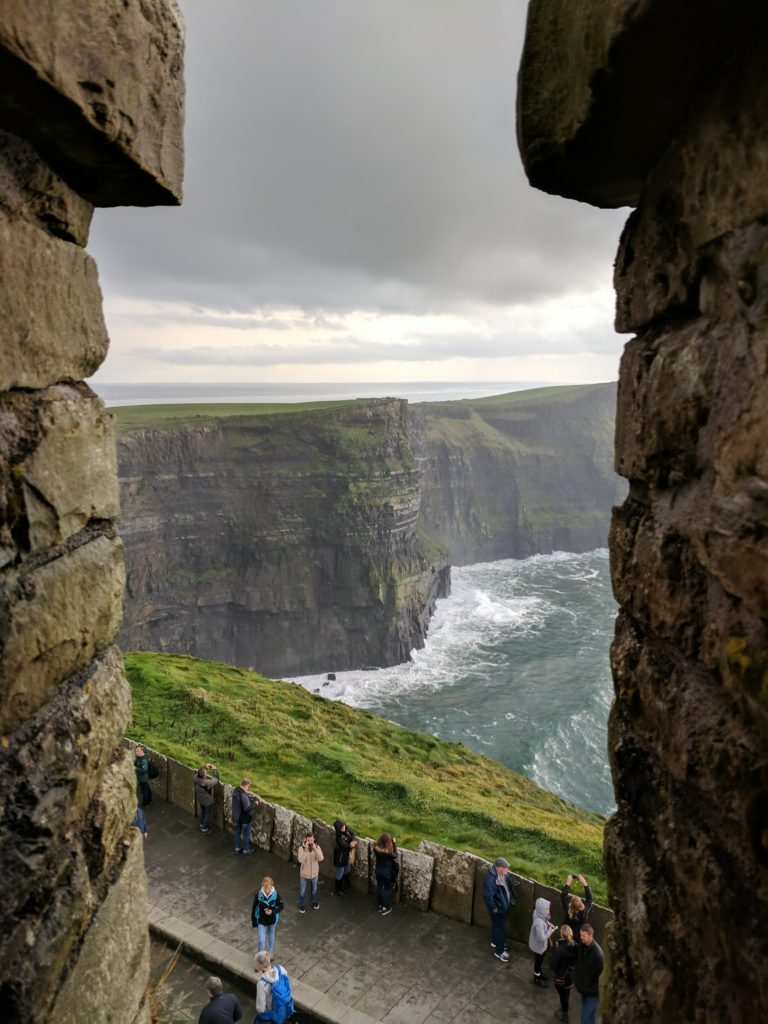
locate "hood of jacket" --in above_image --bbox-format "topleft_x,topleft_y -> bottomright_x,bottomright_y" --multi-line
534,897 -> 551,920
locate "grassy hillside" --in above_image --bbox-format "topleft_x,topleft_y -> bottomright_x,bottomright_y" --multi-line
111,398 -> 354,431
126,652 -> 607,902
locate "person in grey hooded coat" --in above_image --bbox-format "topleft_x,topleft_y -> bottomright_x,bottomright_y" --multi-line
528,896 -> 557,985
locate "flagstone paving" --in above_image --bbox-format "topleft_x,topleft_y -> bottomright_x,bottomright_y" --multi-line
144,800 -> 577,1023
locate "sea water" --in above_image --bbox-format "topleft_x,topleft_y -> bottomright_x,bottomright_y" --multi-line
297,549 -> 616,816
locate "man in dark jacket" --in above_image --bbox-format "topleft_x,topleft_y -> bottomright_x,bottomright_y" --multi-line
483,857 -> 516,963
574,923 -> 604,1024
134,746 -> 152,808
198,976 -> 242,1024
231,778 -> 258,855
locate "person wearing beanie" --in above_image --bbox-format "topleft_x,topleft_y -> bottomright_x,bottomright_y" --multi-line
483,857 -> 517,963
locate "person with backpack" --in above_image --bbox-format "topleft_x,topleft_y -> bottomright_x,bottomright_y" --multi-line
252,876 -> 284,952
195,763 -> 219,834
253,951 -> 294,1023
372,832 -> 398,916
134,745 -> 152,808
232,778 -> 259,855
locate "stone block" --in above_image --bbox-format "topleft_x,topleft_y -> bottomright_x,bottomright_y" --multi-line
0,128 -> 93,244
0,0 -> 185,205
166,756 -> 195,816
349,836 -> 371,893
517,0 -> 756,208
399,847 -> 433,912
271,804 -> 295,860
312,819 -> 337,880
0,385 -> 119,561
417,841 -> 479,924
291,813 -> 313,861
252,797 -> 275,851
221,783 -> 234,833
83,750 -> 137,877
141,744 -> 168,803
212,778 -> 225,832
0,533 -> 125,734
0,212 -> 109,390
49,833 -> 150,1024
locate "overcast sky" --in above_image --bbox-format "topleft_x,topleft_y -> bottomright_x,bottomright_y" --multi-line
89,0 -> 630,387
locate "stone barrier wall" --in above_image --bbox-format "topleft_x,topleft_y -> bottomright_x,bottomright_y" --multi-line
0,3 -> 184,1020
129,742 -> 613,948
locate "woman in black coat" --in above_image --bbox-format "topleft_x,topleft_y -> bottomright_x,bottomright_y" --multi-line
333,819 -> 357,895
550,923 -> 577,1021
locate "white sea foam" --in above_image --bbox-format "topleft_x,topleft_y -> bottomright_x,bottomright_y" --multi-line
295,548 -> 616,815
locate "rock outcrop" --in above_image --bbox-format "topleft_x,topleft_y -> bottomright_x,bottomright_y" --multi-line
0,3 -> 184,1021
118,399 -> 450,676
115,385 -> 621,676
519,3 -> 768,1021
415,383 -> 622,564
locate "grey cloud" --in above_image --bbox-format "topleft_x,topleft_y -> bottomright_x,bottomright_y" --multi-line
90,0 -> 627,319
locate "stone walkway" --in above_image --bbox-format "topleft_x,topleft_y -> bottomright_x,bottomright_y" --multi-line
145,800 -> 577,1024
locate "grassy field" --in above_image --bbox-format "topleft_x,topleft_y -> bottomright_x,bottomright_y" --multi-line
126,652 -> 607,902
111,399 -> 356,431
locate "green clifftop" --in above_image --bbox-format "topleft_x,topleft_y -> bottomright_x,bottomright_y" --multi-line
126,651 -> 607,902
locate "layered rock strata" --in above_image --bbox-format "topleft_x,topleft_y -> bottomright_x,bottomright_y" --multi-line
116,384 -> 620,675
519,3 -> 768,1020
118,399 -> 450,676
0,3 -> 184,1021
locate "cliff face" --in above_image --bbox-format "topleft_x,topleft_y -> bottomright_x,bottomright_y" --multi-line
118,399 -> 450,677
413,383 -> 623,564
116,384 -> 621,677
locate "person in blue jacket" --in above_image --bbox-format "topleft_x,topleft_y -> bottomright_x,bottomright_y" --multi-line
252,876 -> 284,952
483,857 -> 517,963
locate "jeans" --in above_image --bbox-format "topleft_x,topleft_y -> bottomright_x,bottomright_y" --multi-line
139,781 -> 152,807
257,923 -> 276,952
490,910 -> 507,954
580,994 -> 599,1024
298,875 -> 318,908
199,804 -> 213,830
235,821 -> 251,852
375,869 -> 392,909
335,864 -> 351,881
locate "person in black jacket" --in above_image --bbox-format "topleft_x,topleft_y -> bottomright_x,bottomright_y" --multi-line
561,873 -> 593,943
482,857 -> 517,963
231,778 -> 259,855
251,876 -> 284,953
550,923 -> 577,1021
574,923 -> 604,1024
332,819 -> 357,895
198,976 -> 242,1024
372,832 -> 398,915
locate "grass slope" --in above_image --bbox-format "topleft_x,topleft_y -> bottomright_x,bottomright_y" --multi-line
111,399 -> 355,431
126,652 -> 607,902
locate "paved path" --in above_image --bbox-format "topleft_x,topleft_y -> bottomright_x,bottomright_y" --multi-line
145,800 -> 568,1024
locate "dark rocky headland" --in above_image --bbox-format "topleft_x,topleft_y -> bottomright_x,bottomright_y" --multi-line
115,383 -> 623,677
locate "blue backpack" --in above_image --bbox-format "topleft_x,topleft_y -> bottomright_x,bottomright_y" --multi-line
260,965 -> 295,1023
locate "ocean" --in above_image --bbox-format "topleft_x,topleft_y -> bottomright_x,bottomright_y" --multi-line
297,549 -> 616,817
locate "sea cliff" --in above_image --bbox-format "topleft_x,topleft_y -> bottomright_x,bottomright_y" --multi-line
115,384 -> 623,675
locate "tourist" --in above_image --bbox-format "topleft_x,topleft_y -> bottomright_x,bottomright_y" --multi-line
252,876 -> 284,952
195,763 -> 219,834
232,778 -> 258,855
561,873 -> 593,942
372,832 -> 398,915
550,923 -> 577,1021
297,831 -> 324,913
483,857 -> 517,963
131,806 -> 148,839
197,976 -> 242,1024
253,951 -> 295,1023
574,923 -> 604,1024
134,745 -> 152,808
332,819 -> 357,895
529,897 -> 557,985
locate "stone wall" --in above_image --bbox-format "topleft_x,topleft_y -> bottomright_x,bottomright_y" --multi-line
518,3 -> 768,1020
0,4 -> 184,1021
136,743 -> 613,949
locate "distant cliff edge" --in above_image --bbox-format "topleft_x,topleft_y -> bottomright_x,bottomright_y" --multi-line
115,383 -> 623,676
